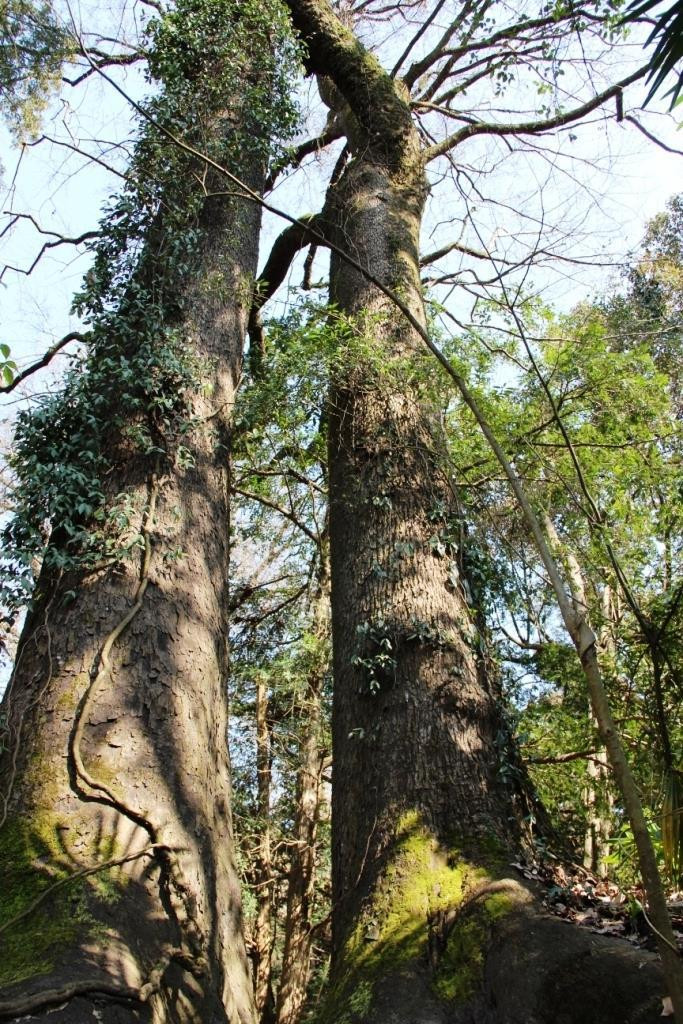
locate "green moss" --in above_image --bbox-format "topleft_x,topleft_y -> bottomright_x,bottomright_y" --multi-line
432,891 -> 513,1004
83,752 -> 119,792
348,981 -> 373,1017
56,671 -> 88,710
0,817 -> 84,985
55,672 -> 87,713
319,811 -> 496,1023
0,811 -> 127,987
485,890 -> 513,920
432,915 -> 483,1002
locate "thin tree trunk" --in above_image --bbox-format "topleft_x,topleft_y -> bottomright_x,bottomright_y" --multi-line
252,678 -> 275,1024
276,553 -> 329,1024
540,516 -> 614,877
583,584 -> 617,877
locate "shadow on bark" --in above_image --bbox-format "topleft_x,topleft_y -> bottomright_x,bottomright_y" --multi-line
0,447 -> 254,1023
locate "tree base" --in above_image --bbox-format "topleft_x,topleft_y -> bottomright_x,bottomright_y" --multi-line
323,878 -> 665,1024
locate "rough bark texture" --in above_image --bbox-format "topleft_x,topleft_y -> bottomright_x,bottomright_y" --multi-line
325,144 -> 526,949
0,169 -> 262,1024
280,1 -> 670,1020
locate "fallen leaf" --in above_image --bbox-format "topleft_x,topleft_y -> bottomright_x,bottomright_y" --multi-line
661,996 -> 674,1016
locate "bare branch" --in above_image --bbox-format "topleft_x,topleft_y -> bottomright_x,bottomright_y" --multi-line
0,332 -> 88,394
232,487 -> 319,546
421,238 -> 499,265
624,114 -> 683,156
0,214 -> 100,282
265,124 -> 343,191
391,0 -> 448,79
526,749 -> 599,765
63,49 -> 146,87
23,134 -> 129,180
248,213 -> 323,363
424,67 -> 649,161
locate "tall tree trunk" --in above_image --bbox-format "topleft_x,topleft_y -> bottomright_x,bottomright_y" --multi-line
324,94 -> 520,949
282,2 -> 668,1020
322,79 -> 530,1024
0,113 -> 264,1024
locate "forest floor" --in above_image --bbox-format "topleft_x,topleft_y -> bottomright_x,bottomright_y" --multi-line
512,857 -> 683,953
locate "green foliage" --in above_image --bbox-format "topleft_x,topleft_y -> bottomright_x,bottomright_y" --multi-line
624,0 -> 683,106
352,620 -> 397,694
604,810 -> 667,887
0,0 -> 72,140
433,199 -> 683,879
229,299 -> 336,1009
0,343 -> 17,387
146,0 -> 299,163
1,328 -> 205,613
235,303 -> 339,455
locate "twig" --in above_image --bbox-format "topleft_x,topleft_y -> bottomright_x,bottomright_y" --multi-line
0,331 -> 88,394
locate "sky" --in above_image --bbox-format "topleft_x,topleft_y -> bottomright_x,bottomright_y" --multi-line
1,33 -> 682,388
1,4 -> 682,422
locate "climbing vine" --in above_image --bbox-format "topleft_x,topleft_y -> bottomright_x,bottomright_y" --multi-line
1,0 -> 300,625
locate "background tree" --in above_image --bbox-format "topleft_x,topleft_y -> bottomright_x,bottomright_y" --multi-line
229,316 -> 334,1024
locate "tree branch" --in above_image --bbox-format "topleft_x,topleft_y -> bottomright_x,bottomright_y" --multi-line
526,749 -> 598,765
0,214 -> 100,282
0,331 -> 88,394
624,114 -> 683,156
248,213 -> 323,367
232,487 -> 319,546
424,67 -> 648,161
23,134 -> 129,180
391,0 -> 449,78
265,123 -> 343,191
63,49 -> 145,87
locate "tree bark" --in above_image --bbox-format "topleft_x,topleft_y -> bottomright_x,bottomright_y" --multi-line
584,585 -> 617,876
0,112 -> 263,1024
252,678 -> 276,1024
